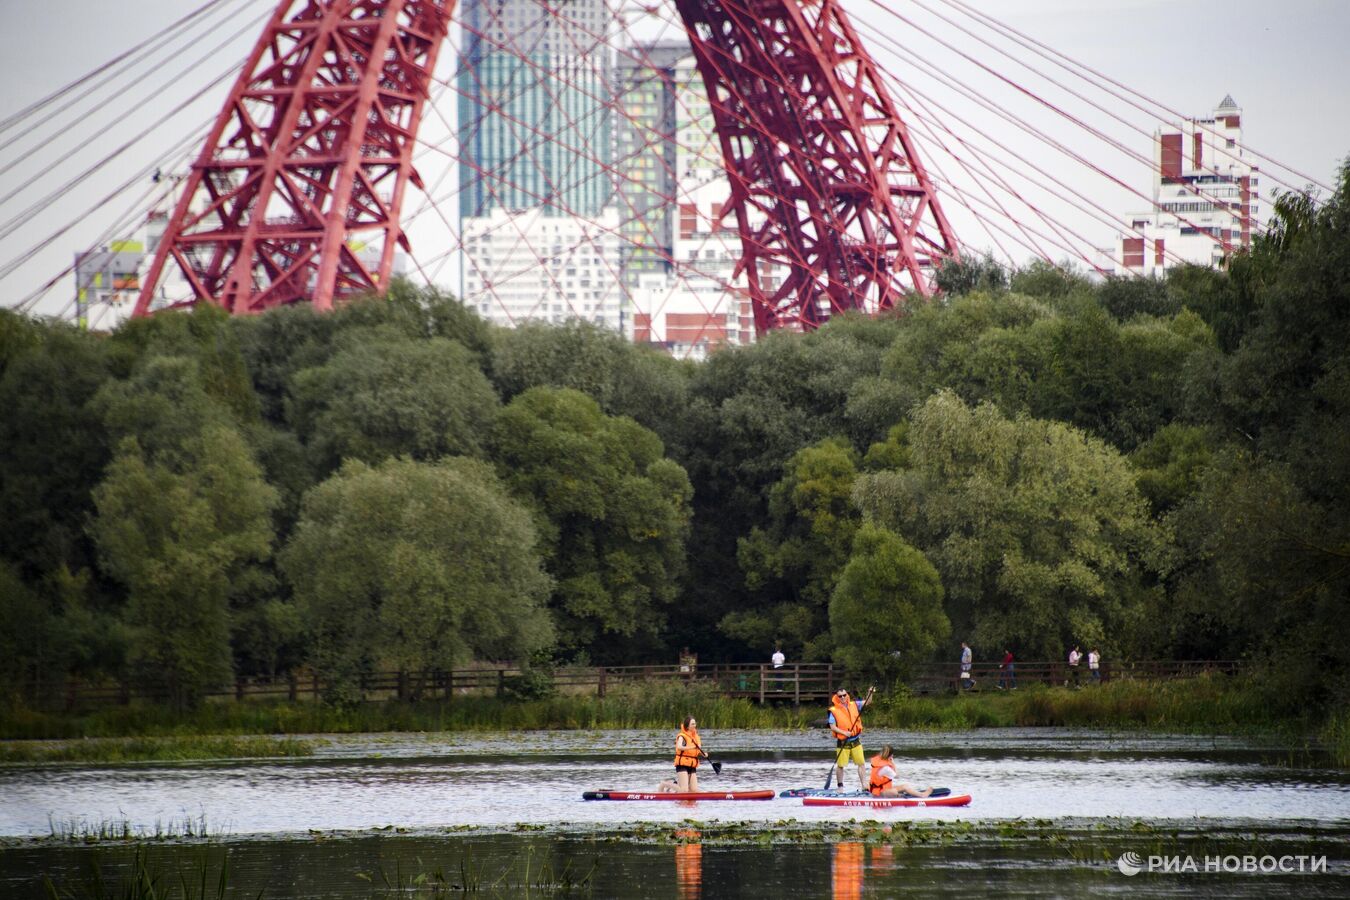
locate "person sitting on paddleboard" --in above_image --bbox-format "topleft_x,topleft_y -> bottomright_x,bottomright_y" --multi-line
829,688 -> 871,791
655,778 -> 679,793
675,716 -> 707,792
868,745 -> 933,799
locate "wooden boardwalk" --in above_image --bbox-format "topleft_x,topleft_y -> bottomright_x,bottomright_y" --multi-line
20,659 -> 1243,712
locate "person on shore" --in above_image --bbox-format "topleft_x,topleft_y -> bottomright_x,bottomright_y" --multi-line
674,716 -> 706,792
1088,648 -> 1101,683
1068,645 -> 1082,687
772,646 -> 785,669
998,649 -> 1016,690
959,642 -> 973,690
829,687 -> 871,791
868,745 -> 933,798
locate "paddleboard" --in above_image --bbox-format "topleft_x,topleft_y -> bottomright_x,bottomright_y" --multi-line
583,789 -> 775,801
779,786 -> 951,799
802,793 -> 971,808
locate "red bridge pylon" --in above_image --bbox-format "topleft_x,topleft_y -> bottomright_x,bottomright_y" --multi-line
134,0 -> 451,316
136,0 -> 955,331
675,0 -> 960,331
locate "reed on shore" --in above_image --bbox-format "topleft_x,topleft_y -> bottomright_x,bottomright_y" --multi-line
3,675 -> 1341,762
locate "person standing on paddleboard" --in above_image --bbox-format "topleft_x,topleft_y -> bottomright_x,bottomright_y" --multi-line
868,745 -> 933,799
674,716 -> 708,792
828,687 -> 872,791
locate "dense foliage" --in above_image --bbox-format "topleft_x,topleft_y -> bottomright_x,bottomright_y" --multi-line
2,162 -> 1347,722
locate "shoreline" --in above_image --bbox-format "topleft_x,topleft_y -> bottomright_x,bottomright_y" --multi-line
2,676 -> 1344,765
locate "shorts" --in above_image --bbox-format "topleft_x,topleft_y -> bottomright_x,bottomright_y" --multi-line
675,764 -> 698,774
834,741 -> 866,766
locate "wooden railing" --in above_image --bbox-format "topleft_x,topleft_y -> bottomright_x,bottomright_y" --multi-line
13,659 -> 1242,712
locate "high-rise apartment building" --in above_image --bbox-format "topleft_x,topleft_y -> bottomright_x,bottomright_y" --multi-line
1111,95 -> 1260,276
613,42 -> 686,288
457,0 -> 620,328
615,44 -> 763,358
458,0 -> 612,218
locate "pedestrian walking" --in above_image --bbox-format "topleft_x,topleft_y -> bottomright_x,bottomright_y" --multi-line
998,649 -> 1016,690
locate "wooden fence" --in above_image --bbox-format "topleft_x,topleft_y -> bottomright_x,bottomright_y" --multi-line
14,659 -> 1243,713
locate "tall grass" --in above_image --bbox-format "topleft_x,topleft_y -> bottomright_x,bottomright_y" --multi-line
1322,709 -> 1350,767
47,813 -> 218,843
0,735 -> 313,764
867,674 -> 1307,735
41,847 -> 256,900
4,675 -> 1335,753
1003,675 -> 1276,730
0,681 -> 809,741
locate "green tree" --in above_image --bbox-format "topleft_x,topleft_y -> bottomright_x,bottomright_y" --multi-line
726,438 -> 860,658
280,457 -> 553,702
490,388 -> 691,658
287,334 -> 500,474
854,391 -> 1160,658
90,427 -> 279,708
829,524 -> 948,681
487,319 -> 692,449
0,323 -> 113,580
934,253 -> 1008,296
1128,424 -> 1218,515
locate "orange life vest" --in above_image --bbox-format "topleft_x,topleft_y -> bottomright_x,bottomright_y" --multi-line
829,698 -> 863,741
868,754 -> 894,795
675,726 -> 701,768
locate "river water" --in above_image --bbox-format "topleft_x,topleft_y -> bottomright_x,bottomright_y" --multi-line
2,728 -> 1347,897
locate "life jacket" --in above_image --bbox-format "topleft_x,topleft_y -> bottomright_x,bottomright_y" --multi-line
675,726 -> 701,768
829,698 -> 863,741
868,754 -> 895,796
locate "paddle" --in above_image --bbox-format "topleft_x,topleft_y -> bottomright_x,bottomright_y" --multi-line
692,735 -> 723,775
823,685 -> 875,790
681,732 -> 723,775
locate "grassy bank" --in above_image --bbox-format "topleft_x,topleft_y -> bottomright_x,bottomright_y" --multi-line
3,676 -> 1340,757
870,674 -> 1291,733
0,681 -> 810,742
0,734 -> 314,764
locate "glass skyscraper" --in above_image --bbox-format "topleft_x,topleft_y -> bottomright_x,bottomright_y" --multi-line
457,0 -> 613,218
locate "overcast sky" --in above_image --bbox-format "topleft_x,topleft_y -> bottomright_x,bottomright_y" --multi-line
1,0 -> 1346,320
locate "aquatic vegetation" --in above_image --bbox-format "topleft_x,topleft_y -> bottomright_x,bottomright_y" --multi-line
0,735 -> 313,765
354,845 -> 597,897
41,847 -> 254,900
47,813 -> 220,844
1323,709 -> 1350,768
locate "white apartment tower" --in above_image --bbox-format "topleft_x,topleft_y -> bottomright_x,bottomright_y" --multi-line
1112,95 -> 1260,275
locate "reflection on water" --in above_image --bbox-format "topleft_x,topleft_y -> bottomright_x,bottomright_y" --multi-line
674,829 -> 701,900
832,842 -> 863,900
3,826 -> 1346,900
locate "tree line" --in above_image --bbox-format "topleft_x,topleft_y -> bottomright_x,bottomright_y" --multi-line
1,163 -> 1346,716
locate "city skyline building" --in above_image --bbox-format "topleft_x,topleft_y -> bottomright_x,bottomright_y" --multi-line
457,0 -> 613,219
1109,95 -> 1260,276
614,43 -> 765,358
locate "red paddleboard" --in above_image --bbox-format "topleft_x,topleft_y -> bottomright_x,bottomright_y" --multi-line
583,790 -> 774,801
802,794 -> 972,808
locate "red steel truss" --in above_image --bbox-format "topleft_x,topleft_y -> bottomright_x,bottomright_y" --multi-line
134,0 -> 451,316
673,0 -> 960,331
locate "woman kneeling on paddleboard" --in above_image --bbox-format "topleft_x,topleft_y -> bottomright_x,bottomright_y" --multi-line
675,716 -> 706,792
868,745 -> 933,799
